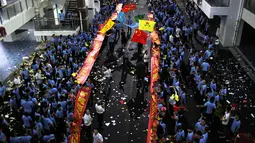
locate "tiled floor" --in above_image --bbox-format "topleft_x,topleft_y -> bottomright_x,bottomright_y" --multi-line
0,31 -> 38,82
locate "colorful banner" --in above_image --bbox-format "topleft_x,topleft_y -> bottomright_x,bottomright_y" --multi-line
131,29 -> 148,44
117,11 -> 126,23
147,12 -> 161,143
99,19 -> 115,34
69,87 -> 92,143
76,3 -> 123,85
138,20 -> 156,32
122,3 -> 136,13
150,31 -> 160,45
124,22 -> 139,29
135,14 -> 145,23
76,39 -> 103,84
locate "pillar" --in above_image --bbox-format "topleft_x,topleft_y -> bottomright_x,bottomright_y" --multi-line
85,0 -> 96,24
95,0 -> 101,13
236,19 -> 244,46
218,0 -> 244,47
77,0 -> 88,31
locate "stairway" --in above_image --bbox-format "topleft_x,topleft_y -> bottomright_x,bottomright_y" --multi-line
67,0 -> 78,17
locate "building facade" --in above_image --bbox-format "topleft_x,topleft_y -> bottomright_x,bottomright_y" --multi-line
192,0 -> 255,66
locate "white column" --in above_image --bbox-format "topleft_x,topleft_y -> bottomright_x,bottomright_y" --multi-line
218,0 -> 244,47
85,0 -> 96,24
95,0 -> 101,13
236,19 -> 244,46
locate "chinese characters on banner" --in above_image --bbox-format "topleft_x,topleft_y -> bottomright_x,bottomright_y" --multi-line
76,40 -> 102,84
69,87 -> 92,143
76,3 -> 123,85
147,12 -> 161,143
99,19 -> 115,34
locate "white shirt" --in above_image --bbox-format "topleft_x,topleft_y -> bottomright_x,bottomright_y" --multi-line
95,104 -> 105,114
83,114 -> 93,126
13,77 -> 21,85
93,133 -> 103,143
222,112 -> 230,125
35,72 -> 43,84
144,54 -> 149,63
215,39 -> 220,45
176,28 -> 181,38
169,35 -> 174,43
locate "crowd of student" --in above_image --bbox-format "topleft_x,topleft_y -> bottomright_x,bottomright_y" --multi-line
148,0 -> 244,142
0,0 -> 253,142
0,1 -> 119,142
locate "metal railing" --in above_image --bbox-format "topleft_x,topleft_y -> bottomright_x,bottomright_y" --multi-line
204,0 -> 230,7
0,0 -> 35,24
33,18 -> 80,31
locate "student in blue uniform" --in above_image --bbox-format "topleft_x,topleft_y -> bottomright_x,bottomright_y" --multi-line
186,125 -> 194,142
59,10 -> 65,26
201,60 -> 210,77
230,114 -> 241,137
175,126 -> 185,142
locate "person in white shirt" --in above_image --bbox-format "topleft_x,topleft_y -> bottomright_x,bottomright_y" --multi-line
143,50 -> 149,69
95,102 -> 105,130
35,70 -> 43,85
215,36 -> 220,55
169,34 -> 174,44
83,109 -> 93,142
13,74 -> 21,85
219,107 -> 231,139
93,129 -> 103,143
175,27 -> 181,39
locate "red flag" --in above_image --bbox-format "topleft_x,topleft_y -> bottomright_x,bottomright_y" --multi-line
122,3 -> 137,13
131,29 -> 148,44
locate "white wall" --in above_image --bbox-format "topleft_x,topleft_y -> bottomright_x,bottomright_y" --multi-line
197,0 -> 230,18
4,7 -> 37,36
94,0 -> 100,13
242,8 -> 255,29
85,0 -> 94,8
218,0 -> 244,47
2,0 -> 49,36
34,26 -> 80,36
19,21 -> 35,30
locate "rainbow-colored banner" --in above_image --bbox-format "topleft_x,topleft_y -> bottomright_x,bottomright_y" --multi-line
147,12 -> 161,143
69,87 -> 92,143
76,3 -> 123,85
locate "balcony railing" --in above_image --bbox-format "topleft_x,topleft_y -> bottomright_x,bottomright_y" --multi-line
0,0 -> 36,24
204,0 -> 230,7
33,18 -> 80,31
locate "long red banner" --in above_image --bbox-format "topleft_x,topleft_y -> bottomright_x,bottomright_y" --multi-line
76,3 -> 123,85
147,12 -> 161,143
69,87 -> 92,143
